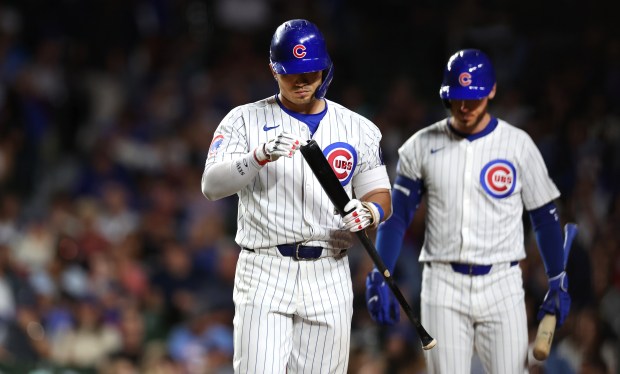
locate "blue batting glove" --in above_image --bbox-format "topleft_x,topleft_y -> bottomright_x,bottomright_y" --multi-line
537,271 -> 571,327
365,269 -> 400,325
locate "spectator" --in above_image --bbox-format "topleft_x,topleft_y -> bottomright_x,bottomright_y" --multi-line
49,295 -> 121,369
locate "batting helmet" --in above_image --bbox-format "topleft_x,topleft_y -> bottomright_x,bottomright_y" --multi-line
270,19 -> 334,99
439,49 -> 495,101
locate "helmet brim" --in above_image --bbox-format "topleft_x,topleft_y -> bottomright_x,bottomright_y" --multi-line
271,57 -> 331,75
439,85 -> 493,100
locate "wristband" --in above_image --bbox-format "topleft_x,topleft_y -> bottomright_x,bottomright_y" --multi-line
253,146 -> 269,166
371,202 -> 385,222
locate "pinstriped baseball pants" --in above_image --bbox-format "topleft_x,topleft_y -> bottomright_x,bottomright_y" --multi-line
421,262 -> 529,373
232,250 -> 353,374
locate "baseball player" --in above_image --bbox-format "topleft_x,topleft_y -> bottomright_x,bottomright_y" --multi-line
201,19 -> 392,374
365,49 -> 571,373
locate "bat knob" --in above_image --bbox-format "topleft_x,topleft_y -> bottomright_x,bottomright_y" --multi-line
422,338 -> 437,350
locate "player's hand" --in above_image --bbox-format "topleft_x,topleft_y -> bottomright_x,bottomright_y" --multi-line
254,132 -> 307,164
537,271 -> 571,327
342,199 -> 380,232
365,269 -> 400,325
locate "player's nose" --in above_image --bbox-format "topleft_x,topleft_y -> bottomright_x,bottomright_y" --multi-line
295,72 -> 317,85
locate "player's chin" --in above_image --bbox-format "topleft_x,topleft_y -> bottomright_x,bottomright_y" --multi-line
457,116 -> 477,127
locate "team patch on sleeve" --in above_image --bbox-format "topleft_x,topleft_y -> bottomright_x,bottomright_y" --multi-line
480,159 -> 516,198
208,134 -> 224,158
323,142 -> 357,186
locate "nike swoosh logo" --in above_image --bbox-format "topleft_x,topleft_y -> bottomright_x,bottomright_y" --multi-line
368,295 -> 379,304
263,124 -> 280,131
550,208 -> 558,220
430,147 -> 445,154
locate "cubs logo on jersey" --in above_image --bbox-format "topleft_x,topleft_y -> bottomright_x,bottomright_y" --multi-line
480,159 -> 516,198
324,142 -> 357,186
208,134 -> 224,158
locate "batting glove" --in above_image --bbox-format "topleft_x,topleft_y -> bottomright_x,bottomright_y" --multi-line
537,271 -> 571,327
342,199 -> 381,232
254,132 -> 307,165
365,269 -> 400,325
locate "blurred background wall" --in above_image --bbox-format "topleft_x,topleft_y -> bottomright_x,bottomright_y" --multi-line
0,0 -> 618,373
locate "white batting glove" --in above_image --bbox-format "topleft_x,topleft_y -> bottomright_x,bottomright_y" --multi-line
254,132 -> 307,165
342,199 -> 381,232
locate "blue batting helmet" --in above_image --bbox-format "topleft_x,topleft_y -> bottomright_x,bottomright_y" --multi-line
439,49 -> 495,101
270,19 -> 333,99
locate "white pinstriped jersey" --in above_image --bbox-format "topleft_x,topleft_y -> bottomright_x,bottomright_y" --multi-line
205,95 -> 387,250
397,118 -> 560,264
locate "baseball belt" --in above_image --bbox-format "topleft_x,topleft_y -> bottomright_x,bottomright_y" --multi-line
243,244 -> 346,260
426,261 -> 518,276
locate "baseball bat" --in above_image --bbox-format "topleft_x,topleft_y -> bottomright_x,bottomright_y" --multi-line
300,140 -> 437,350
532,223 -> 578,361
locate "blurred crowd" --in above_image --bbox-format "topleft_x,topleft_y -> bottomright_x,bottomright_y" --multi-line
0,1 -> 618,373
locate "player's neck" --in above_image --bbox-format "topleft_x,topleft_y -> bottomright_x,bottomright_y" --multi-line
278,93 -> 325,114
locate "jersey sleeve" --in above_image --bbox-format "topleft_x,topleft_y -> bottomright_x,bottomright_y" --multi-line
520,134 -> 560,210
351,119 -> 391,196
395,133 -> 424,181
205,107 -> 249,166
356,120 -> 386,172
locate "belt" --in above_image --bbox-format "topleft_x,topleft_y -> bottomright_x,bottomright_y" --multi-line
449,261 -> 519,276
243,244 -> 344,260
277,244 -> 323,259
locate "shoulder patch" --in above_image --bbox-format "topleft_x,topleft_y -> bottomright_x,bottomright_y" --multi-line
208,134 -> 224,158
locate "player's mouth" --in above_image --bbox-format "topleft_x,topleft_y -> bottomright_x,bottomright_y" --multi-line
459,113 -> 475,122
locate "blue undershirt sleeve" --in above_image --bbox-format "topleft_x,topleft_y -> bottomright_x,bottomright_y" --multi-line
528,201 -> 564,277
375,175 -> 423,273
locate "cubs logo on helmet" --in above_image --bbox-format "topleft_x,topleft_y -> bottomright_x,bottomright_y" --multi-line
324,142 -> 357,186
208,134 -> 224,158
459,72 -> 472,87
293,44 -> 307,58
480,159 -> 516,198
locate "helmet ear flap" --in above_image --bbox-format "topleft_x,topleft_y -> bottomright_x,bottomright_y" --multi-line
315,64 -> 334,99
443,99 -> 451,109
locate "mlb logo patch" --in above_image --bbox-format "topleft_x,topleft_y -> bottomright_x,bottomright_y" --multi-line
480,159 -> 516,198
208,134 -> 224,158
323,142 -> 357,186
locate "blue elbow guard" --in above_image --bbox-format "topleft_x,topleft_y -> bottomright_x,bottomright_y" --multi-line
529,202 -> 564,277
375,175 -> 423,273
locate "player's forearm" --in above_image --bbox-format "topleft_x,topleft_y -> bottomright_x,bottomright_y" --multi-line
202,152 -> 262,200
361,189 -> 392,222
529,201 -> 564,277
375,175 -> 423,272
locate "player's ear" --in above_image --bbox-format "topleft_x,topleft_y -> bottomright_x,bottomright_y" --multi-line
488,83 -> 497,100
